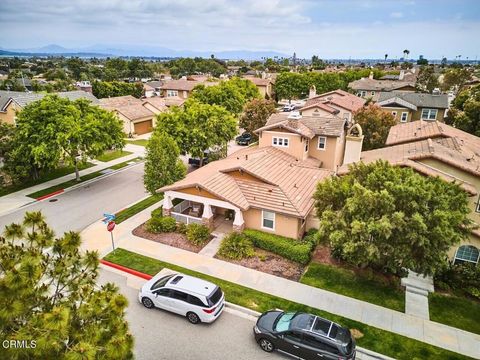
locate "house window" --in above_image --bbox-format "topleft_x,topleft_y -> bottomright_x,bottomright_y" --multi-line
391,111 -> 397,117
421,108 -> 438,120
401,112 -> 408,122
371,91 -> 375,96
167,90 -> 178,97
454,245 -> 480,265
360,91 -> 366,97
272,137 -> 289,148
318,136 -> 327,150
262,210 -> 275,230
304,139 -> 309,152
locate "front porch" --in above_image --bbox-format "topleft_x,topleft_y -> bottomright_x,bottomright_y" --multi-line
163,190 -> 244,233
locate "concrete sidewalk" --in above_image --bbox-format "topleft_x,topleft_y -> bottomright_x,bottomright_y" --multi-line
80,204 -> 480,359
0,143 -> 145,216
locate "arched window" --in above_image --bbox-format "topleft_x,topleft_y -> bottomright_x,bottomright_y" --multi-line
454,245 -> 480,265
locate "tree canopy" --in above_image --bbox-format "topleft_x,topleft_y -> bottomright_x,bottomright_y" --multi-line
353,104 -> 396,150
239,99 -> 276,138
92,81 -> 144,99
446,84 -> 480,136
314,161 -> 473,276
416,66 -> 439,93
0,211 -> 133,359
144,131 -> 186,194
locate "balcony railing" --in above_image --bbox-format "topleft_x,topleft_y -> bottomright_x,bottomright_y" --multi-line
171,200 -> 203,225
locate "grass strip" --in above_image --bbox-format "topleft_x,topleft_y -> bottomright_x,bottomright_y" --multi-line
103,248 -> 472,360
96,150 -> 133,162
115,194 -> 163,224
0,162 -> 94,197
126,139 -> 149,147
300,262 -> 405,312
429,293 -> 480,335
27,158 -> 143,199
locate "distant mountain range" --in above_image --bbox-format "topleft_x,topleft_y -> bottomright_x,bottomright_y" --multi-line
0,44 -> 289,60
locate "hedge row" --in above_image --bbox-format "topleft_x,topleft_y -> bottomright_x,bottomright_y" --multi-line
243,229 -> 314,265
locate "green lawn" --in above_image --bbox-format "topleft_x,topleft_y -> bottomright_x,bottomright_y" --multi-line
96,150 -> 133,162
0,162 -> 95,197
115,194 -> 163,224
103,248 -> 472,360
429,293 -> 480,335
300,262 -> 405,312
126,139 -> 148,147
27,158 -> 143,199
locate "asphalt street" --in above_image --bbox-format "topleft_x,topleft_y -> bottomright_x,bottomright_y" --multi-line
98,269 -> 282,360
0,163 -> 148,235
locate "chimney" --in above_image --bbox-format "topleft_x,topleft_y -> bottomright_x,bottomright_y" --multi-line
342,124 -> 364,165
368,71 -> 374,80
399,70 -> 405,80
309,85 -> 317,99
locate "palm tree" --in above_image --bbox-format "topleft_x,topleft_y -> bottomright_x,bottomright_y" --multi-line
23,211 -> 46,233
403,49 -> 410,60
384,54 -> 388,63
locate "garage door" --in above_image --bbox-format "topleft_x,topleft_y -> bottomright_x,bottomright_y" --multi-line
134,120 -> 153,135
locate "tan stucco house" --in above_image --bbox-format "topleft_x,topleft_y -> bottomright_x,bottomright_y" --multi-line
159,109 -> 364,239
348,72 -> 416,99
339,120 -> 480,265
159,79 -> 217,99
243,76 -> 274,99
376,91 -> 449,123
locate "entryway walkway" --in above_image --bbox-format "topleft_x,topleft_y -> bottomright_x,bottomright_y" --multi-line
401,270 -> 434,320
199,233 -> 225,257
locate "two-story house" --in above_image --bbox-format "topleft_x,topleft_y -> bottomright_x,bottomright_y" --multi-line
159,79 -> 218,99
338,120 -> 480,266
376,91 -> 449,123
159,110 -> 364,239
348,72 -> 416,99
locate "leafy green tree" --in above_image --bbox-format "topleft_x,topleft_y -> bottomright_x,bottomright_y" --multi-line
144,131 -> 186,194
353,104 -> 396,150
156,100 -> 237,166
440,68 -> 472,91
314,161 -> 473,276
416,66 -> 439,92
15,95 -> 125,181
274,72 -> 309,100
92,81 -> 144,99
0,211 -> 133,359
190,77 -> 260,116
446,84 -> 480,136
239,99 -> 276,139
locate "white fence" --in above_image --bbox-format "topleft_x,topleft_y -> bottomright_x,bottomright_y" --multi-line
171,200 -> 203,225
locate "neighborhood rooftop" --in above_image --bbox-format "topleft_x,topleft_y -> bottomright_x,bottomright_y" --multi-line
377,91 -> 449,109
0,90 -> 99,111
302,89 -> 366,113
348,77 -> 416,91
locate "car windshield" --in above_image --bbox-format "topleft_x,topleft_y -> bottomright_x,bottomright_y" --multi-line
150,274 -> 175,291
274,312 -> 296,332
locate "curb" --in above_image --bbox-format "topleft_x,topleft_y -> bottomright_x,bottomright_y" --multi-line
35,189 -> 64,201
100,258 -> 397,360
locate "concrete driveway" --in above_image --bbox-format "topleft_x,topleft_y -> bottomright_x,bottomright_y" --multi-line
98,268 -> 280,360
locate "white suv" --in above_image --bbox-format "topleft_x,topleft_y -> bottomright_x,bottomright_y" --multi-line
138,272 -> 225,324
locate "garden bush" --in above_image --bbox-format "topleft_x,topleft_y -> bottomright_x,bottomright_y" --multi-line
218,232 -> 255,260
151,207 -> 163,219
176,222 -> 187,234
435,262 -> 480,300
146,216 -> 177,233
244,229 -> 314,265
186,223 -> 210,245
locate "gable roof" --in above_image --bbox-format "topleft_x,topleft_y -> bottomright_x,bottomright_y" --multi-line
378,92 -> 448,109
115,105 -> 154,121
302,89 -> 366,113
255,112 -> 346,138
160,146 -> 332,217
348,77 -> 416,92
1,90 -> 99,111
377,96 -> 418,111
99,95 -> 141,107
100,95 -> 154,120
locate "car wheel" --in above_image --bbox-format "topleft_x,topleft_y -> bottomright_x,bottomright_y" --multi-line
186,312 -> 200,324
258,338 -> 274,352
141,297 -> 154,309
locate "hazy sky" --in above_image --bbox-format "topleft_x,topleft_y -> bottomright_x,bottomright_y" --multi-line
1,0 -> 479,59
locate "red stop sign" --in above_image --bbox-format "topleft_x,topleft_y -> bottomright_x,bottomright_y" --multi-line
107,221 -> 116,232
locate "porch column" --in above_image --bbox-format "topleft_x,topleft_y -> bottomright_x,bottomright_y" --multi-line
232,210 -> 245,232
201,204 -> 214,229
163,194 -> 173,217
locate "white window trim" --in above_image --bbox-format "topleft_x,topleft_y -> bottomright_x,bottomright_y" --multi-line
317,136 -> 327,151
261,210 -> 276,231
272,136 -> 289,148
421,108 -> 437,121
370,91 -> 375,96
360,91 -> 366,97
454,245 -> 480,264
400,112 -> 408,122
167,90 -> 178,97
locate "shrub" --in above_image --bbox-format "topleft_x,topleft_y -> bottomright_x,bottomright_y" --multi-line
435,262 -> 480,299
146,216 -> 176,233
244,229 -> 314,265
176,222 -> 187,234
186,223 -> 210,245
218,232 -> 255,260
303,228 -> 319,247
151,207 -> 163,219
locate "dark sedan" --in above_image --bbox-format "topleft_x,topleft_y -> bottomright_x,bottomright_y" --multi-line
236,132 -> 253,145
253,311 -> 356,360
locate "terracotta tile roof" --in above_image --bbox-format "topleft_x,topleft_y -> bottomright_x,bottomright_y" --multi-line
255,113 -> 345,138
243,76 -> 272,86
302,90 -> 366,113
115,105 -> 155,121
99,95 -> 141,107
159,146 -> 332,217
142,97 -> 169,112
348,78 -> 416,92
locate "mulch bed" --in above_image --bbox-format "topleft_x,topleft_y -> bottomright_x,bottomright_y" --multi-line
132,222 -> 210,253
216,248 -> 305,281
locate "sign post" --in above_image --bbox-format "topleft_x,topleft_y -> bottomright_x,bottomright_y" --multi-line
103,213 -> 116,250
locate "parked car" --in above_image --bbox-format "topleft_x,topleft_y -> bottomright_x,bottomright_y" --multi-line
253,310 -> 356,360
139,272 -> 225,324
283,104 -> 296,112
188,150 -> 210,167
236,132 -> 253,145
